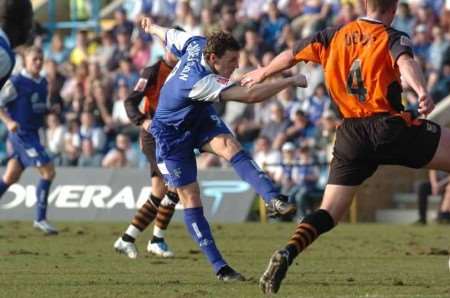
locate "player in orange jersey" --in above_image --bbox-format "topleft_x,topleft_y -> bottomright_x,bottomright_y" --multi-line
242,0 -> 450,294
113,48 -> 180,259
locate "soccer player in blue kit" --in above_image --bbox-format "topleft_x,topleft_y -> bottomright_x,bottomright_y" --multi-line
0,45 -> 58,235
141,17 -> 307,281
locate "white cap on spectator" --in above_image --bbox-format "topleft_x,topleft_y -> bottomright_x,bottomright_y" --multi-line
282,142 -> 295,151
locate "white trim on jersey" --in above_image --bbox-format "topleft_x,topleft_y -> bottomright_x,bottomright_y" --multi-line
165,29 -> 194,56
188,74 -> 232,103
0,80 -> 17,107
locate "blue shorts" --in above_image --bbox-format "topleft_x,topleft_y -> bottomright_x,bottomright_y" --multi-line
152,111 -> 232,187
8,132 -> 51,168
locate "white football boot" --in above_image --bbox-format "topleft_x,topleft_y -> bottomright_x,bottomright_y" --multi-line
33,220 -> 58,235
114,237 -> 138,259
147,240 -> 174,258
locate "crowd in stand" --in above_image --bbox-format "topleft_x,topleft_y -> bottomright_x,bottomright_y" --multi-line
0,0 -> 449,215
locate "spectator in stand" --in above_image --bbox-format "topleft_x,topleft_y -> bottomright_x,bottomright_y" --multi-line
45,33 -> 69,65
44,59 -> 66,114
243,28 -> 268,67
413,24 -> 431,61
429,26 -> 449,72
45,113 -> 65,166
114,57 -> 139,91
69,30 -> 96,66
60,62 -> 89,103
107,28 -> 132,71
79,111 -> 106,154
415,170 -> 450,224
276,86 -> 299,120
219,4 -> 246,45
96,30 -> 117,71
239,0 -> 267,21
289,145 -> 322,218
112,82 -> 133,134
275,142 -> 297,195
78,138 -> 103,167
89,80 -> 114,132
253,136 -> 282,181
260,102 -> 290,144
430,62 -> 450,103
299,83 -> 331,125
63,83 -> 85,121
275,109 -> 316,149
130,36 -> 151,70
260,1 -> 289,50
334,2 -> 358,26
62,119 -> 81,166
392,1 -> 415,37
86,60 -> 113,100
112,7 -> 135,37
200,7 -> 216,36
102,133 -> 138,168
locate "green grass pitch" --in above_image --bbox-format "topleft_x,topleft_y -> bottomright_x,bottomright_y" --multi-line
0,222 -> 449,298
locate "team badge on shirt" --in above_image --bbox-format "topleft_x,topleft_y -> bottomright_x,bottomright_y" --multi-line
216,77 -> 229,85
134,78 -> 148,92
400,36 -> 412,47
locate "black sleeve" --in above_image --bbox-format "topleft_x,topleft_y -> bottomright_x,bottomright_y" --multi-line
124,63 -> 159,126
387,28 -> 414,65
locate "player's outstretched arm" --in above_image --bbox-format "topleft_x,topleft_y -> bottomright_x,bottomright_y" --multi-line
141,17 -> 169,43
397,54 -> 434,115
241,50 -> 296,88
221,74 -> 307,103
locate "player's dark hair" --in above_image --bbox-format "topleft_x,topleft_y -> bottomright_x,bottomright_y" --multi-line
367,0 -> 398,13
0,0 -> 33,48
204,31 -> 240,59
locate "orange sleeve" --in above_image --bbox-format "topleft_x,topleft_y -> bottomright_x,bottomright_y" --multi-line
292,27 -> 340,65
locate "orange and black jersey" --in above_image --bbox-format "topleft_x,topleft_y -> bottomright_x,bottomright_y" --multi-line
293,17 -> 414,118
124,59 -> 173,126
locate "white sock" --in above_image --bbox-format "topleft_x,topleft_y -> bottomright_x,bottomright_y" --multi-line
125,225 -> 141,239
153,226 -> 165,239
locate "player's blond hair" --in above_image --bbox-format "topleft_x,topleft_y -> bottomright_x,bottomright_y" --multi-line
24,45 -> 43,57
367,0 -> 398,13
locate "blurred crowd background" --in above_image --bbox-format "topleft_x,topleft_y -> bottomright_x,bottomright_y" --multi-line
1,0 -> 449,212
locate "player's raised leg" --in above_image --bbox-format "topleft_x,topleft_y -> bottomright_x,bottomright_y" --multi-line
203,133 -> 296,217
260,184 -> 357,294
33,163 -> 58,235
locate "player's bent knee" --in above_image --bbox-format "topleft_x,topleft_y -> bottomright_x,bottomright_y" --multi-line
40,165 -> 56,181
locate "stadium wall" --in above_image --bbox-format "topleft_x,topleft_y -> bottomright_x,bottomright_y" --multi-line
0,168 -> 254,223
0,167 -> 427,222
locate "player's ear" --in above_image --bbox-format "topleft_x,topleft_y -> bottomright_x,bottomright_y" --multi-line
206,53 -> 217,64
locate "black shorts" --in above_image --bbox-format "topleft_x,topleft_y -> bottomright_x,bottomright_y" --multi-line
139,128 -> 161,178
328,114 -> 441,186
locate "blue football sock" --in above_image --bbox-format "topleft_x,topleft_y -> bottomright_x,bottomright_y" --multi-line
0,179 -> 10,198
184,207 -> 227,273
36,179 -> 52,221
230,150 -> 279,203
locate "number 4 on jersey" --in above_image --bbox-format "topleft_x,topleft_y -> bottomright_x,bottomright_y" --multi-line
347,59 -> 367,102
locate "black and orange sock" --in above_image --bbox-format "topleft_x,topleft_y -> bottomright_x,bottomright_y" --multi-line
285,209 -> 335,264
154,191 -> 178,231
130,194 -> 162,232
